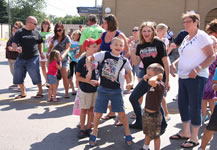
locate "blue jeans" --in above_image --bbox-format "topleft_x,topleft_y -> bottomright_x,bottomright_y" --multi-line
178,76 -> 207,126
129,79 -> 167,132
13,56 -> 41,85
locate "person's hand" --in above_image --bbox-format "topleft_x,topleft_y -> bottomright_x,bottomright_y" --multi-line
126,83 -> 133,91
74,53 -> 80,59
188,69 -> 197,79
8,46 -> 13,51
40,53 -> 45,59
46,52 -> 49,59
165,80 -> 170,91
89,80 -> 98,87
60,55 -> 65,61
170,63 -> 177,77
86,71 -> 92,81
16,47 -> 22,53
143,74 -> 149,82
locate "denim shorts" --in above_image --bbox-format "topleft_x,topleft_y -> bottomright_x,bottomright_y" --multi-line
132,64 -> 140,77
13,56 -> 41,85
94,86 -> 124,113
47,74 -> 57,84
61,58 -> 68,68
206,104 -> 217,131
137,67 -> 145,79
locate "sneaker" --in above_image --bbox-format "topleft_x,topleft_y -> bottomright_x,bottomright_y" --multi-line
77,130 -> 86,139
85,128 -> 92,137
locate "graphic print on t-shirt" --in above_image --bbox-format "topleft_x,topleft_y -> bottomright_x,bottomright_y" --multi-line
102,58 -> 124,83
140,47 -> 158,59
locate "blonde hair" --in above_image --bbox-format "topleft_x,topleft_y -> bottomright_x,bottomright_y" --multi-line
147,63 -> 164,74
139,21 -> 156,44
156,23 -> 168,31
111,37 -> 124,45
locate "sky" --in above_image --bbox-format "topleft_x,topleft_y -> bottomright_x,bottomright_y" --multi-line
45,0 -> 103,17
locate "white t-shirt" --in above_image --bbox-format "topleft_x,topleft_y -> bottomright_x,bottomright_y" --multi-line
178,30 -> 213,79
94,51 -> 132,90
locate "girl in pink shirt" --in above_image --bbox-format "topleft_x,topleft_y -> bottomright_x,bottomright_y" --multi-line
47,50 -> 62,102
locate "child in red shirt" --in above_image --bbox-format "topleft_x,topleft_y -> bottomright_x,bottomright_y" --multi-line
47,50 -> 62,102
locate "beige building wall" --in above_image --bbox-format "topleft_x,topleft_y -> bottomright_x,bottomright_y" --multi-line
102,0 -> 217,37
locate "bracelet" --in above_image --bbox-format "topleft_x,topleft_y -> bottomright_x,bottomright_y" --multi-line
193,68 -> 198,74
212,83 -> 217,90
198,65 -> 202,71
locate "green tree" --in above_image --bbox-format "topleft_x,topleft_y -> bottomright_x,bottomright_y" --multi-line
10,0 -> 46,25
0,0 -> 8,23
53,15 -> 87,24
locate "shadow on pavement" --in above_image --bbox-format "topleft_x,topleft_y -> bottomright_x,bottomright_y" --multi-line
30,125 -> 144,150
28,104 -> 74,119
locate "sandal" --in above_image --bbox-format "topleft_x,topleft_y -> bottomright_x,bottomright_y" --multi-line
89,134 -> 97,147
125,135 -> 133,145
115,120 -> 123,126
15,94 -> 26,99
181,140 -> 199,148
34,93 -> 44,98
169,133 -> 189,140
101,115 -> 116,120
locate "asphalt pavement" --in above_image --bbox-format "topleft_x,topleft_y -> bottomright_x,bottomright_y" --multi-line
0,39 -> 216,150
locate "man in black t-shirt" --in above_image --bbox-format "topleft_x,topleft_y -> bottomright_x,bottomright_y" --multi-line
12,16 -> 44,99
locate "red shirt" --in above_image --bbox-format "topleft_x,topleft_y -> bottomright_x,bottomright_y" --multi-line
47,61 -> 58,76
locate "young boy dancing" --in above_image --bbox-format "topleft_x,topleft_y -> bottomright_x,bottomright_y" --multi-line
86,37 -> 133,146
141,63 -> 165,150
76,38 -> 101,138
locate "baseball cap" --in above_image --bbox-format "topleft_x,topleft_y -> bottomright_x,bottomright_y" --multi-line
83,38 -> 102,51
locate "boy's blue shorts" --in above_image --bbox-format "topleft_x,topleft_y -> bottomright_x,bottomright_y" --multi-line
94,86 -> 124,113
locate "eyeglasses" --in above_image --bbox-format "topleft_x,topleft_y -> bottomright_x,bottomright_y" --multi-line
132,29 -> 138,32
56,29 -> 63,32
183,20 -> 193,24
28,22 -> 37,26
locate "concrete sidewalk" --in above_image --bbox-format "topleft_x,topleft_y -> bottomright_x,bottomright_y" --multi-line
0,39 -> 216,150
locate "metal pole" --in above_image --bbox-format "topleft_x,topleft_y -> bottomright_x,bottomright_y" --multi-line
8,0 -> 11,37
95,0 -> 97,7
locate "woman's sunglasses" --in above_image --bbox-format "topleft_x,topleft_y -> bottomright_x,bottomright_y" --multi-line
132,29 -> 138,32
56,29 -> 63,32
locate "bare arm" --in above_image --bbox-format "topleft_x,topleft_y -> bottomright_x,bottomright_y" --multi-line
189,44 -> 215,79
125,70 -> 133,90
85,55 -> 95,81
148,74 -> 163,87
162,56 -> 170,91
61,43 -> 71,60
46,42 -> 54,58
38,43 -> 45,59
170,57 -> 180,77
119,32 -> 130,58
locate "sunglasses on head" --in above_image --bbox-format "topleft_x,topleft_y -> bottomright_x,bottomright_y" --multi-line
132,29 -> 138,32
56,29 -> 63,32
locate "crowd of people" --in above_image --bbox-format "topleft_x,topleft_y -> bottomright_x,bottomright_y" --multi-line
5,11 -> 217,150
